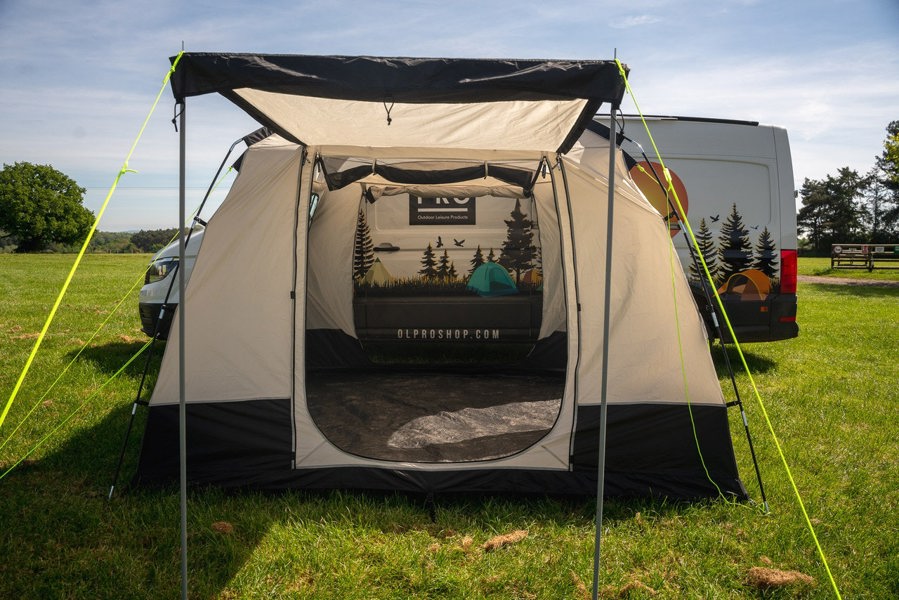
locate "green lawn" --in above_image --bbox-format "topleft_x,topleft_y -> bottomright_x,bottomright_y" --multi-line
0,254 -> 896,598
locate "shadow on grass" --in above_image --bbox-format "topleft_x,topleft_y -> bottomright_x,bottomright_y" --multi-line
0,391 -> 725,599
710,345 -> 776,378
70,339 -> 165,378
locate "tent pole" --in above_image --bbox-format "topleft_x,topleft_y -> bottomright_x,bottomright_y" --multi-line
592,108 -> 618,600
178,99 -> 189,600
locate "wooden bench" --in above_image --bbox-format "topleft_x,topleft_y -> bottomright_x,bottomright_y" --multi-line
870,244 -> 899,270
831,243 -> 899,271
831,244 -> 871,270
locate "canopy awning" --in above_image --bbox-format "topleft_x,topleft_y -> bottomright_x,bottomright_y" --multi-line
170,53 -> 627,153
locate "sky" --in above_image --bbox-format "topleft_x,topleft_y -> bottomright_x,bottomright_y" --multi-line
1,0 -> 897,231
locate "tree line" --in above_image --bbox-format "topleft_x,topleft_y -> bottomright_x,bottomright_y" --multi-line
798,121 -> 899,254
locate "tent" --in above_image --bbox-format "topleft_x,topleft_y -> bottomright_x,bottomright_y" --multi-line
520,267 -> 543,286
466,262 -> 518,297
135,54 -> 746,500
718,269 -> 771,301
361,258 -> 392,286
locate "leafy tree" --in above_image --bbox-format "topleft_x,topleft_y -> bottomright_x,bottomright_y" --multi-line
879,120 -> 899,188
861,170 -> 895,243
869,120 -> 899,240
0,162 -> 94,252
0,228 -> 18,252
689,217 -> 719,285
717,203 -> 753,282
497,198 -> 537,284
752,227 -> 779,278
796,178 -> 831,253
353,208 -> 374,280
468,245 -> 485,276
418,243 -> 438,280
797,168 -> 866,253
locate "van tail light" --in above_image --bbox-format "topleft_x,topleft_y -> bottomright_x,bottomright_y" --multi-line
780,249 -> 797,294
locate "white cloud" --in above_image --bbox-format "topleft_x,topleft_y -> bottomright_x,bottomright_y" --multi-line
612,15 -> 662,29
618,39 -> 899,183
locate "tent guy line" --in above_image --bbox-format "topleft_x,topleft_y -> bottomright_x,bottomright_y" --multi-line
617,63 -> 841,599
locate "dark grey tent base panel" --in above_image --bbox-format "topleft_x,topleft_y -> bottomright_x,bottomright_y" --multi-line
572,404 -> 748,500
134,398 -> 294,488
135,399 -> 745,499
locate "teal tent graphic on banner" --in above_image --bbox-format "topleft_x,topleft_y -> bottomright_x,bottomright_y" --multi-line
466,262 -> 518,297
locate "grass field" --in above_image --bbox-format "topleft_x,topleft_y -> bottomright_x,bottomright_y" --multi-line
0,254 -> 897,599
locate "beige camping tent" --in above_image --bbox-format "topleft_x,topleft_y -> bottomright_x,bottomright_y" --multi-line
136,54 -> 745,500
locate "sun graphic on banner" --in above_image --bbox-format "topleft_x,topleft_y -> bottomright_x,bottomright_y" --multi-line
629,161 -> 689,238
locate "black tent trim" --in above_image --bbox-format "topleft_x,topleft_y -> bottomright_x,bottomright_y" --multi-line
322,161 -> 538,194
170,54 -> 627,105
168,54 -> 628,154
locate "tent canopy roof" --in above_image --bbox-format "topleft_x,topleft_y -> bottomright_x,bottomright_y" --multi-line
170,53 -> 627,153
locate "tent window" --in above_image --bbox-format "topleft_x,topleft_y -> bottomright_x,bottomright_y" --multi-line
320,158 -> 542,196
308,193 -> 320,224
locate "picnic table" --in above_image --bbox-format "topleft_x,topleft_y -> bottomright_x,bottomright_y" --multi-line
831,243 -> 899,271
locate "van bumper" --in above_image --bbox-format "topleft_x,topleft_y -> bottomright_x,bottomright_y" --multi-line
720,293 -> 798,343
694,290 -> 798,343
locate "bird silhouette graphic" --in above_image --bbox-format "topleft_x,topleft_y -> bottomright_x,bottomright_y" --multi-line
435,236 -> 444,248
453,238 -> 465,247
710,214 -> 720,222
750,225 -> 759,230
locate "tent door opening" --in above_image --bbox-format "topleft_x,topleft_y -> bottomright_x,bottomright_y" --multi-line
302,161 -> 569,464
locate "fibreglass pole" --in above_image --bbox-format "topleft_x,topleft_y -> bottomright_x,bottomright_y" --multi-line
178,99 -> 189,600
591,107 -> 618,600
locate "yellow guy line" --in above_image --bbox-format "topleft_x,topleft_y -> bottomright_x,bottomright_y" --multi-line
661,199 -> 730,501
0,52 -> 184,433
614,59 -> 841,600
0,275 -> 144,455
0,339 -> 153,481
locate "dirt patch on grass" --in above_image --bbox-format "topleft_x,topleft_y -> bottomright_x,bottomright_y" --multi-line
211,521 -> 234,534
482,529 -> 527,551
746,566 -> 815,589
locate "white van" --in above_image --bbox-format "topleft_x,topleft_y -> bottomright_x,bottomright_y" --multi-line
138,229 -> 203,338
602,115 -> 799,342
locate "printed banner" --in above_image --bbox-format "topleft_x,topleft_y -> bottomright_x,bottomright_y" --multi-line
409,196 -> 476,225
